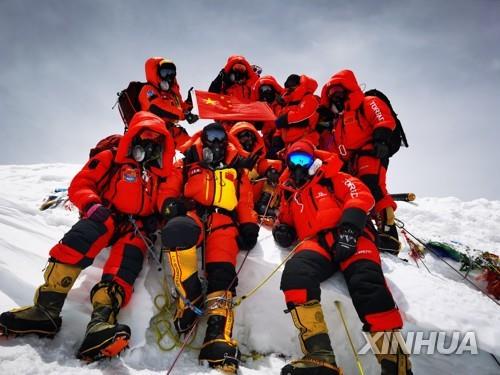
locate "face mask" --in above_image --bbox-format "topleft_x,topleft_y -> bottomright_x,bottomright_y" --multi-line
159,80 -> 170,91
287,151 -> 316,187
237,131 -> 256,152
202,142 -> 225,165
132,141 -> 161,164
329,87 -> 348,114
229,71 -> 247,84
259,85 -> 276,103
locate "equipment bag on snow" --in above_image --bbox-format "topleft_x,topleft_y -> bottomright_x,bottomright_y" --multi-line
117,81 -> 146,130
364,88 -> 409,157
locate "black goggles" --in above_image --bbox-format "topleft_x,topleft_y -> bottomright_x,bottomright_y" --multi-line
259,85 -> 274,95
238,130 -> 256,144
159,67 -> 176,80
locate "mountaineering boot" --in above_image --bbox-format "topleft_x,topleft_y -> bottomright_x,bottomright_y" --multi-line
174,293 -> 204,334
281,301 -> 342,375
255,190 -> 279,219
199,290 -> 240,373
166,246 -> 204,335
371,331 -> 413,375
0,260 -> 81,337
77,281 -> 130,361
378,207 -> 401,254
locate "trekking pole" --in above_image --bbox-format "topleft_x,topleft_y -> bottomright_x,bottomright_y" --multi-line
390,193 -> 416,202
166,319 -> 201,375
129,216 -> 163,271
334,301 -> 365,375
396,218 -> 500,307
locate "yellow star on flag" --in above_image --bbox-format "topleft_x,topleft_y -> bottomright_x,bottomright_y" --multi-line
204,98 -> 218,106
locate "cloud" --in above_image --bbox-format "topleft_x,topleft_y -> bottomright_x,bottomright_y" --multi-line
1,0 -> 499,200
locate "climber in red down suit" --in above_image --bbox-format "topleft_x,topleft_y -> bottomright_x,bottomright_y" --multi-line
273,139 -> 412,375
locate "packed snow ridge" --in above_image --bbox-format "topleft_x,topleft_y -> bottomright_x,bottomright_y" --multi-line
0,164 -> 499,374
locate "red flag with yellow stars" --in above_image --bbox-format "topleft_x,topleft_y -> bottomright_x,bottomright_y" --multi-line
195,90 -> 276,121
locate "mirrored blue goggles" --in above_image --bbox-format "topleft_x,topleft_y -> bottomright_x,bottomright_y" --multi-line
288,151 -> 314,168
205,128 -> 227,143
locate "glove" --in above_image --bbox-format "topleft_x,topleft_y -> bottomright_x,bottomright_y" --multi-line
162,198 -> 187,220
316,106 -> 335,122
373,141 -> 390,159
272,223 -> 297,248
275,95 -> 286,106
184,111 -> 199,124
185,87 -> 194,105
275,114 -> 289,129
332,224 -> 359,263
85,203 -> 111,223
265,168 -> 280,186
267,136 -> 285,159
237,223 -> 259,251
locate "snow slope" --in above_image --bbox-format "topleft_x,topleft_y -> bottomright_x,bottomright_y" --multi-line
0,164 -> 499,375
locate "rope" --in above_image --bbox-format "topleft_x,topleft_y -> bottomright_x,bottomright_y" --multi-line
396,218 -> 500,307
149,253 -> 202,352
233,236 -> 310,307
128,215 -> 162,270
334,300 -> 365,375
400,228 -> 431,274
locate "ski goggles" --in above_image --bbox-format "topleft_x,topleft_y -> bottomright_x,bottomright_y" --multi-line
327,85 -> 347,101
204,127 -> 227,143
231,63 -> 247,73
287,151 -> 314,168
159,66 -> 176,80
259,85 -> 274,95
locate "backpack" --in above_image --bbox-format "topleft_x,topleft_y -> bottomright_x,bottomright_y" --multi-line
88,134 -> 122,158
364,89 -> 409,157
116,81 -> 146,130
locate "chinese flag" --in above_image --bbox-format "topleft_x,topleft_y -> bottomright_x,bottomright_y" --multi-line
195,90 -> 276,121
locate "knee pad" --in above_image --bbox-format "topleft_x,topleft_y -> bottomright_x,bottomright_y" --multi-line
162,215 -> 201,249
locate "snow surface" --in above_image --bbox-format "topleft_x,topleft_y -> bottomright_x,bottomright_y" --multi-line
0,164 -> 499,375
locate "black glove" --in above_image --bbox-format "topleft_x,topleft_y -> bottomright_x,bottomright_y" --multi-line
275,114 -> 289,129
275,95 -> 286,106
272,223 -> 297,248
373,141 -> 390,159
372,127 -> 392,159
267,136 -> 285,159
85,203 -> 111,223
332,224 -> 359,263
184,111 -> 199,124
162,198 -> 187,220
266,168 -> 280,186
237,223 -> 260,251
185,87 -> 194,105
317,106 -> 335,122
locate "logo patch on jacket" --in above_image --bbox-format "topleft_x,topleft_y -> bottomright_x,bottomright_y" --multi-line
123,168 -> 138,183
147,90 -> 155,98
188,167 -> 202,177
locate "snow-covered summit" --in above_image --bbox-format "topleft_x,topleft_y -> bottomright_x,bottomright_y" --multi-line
0,164 -> 499,374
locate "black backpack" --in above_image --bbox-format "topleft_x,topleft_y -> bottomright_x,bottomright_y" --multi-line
364,89 -> 409,157
116,81 -> 146,130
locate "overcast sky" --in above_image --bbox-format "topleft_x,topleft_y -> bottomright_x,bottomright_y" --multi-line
1,0 -> 499,201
